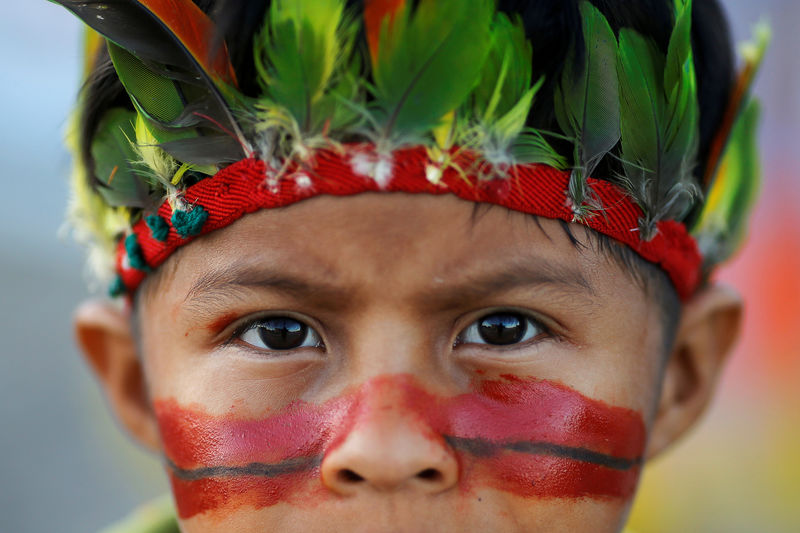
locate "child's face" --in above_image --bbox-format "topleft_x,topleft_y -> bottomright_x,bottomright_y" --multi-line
80,193 -> 739,532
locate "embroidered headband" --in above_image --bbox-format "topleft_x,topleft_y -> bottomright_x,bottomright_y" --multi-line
53,0 -> 768,300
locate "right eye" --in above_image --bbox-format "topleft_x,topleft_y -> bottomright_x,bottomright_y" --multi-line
455,311 -> 547,348
238,317 -> 323,352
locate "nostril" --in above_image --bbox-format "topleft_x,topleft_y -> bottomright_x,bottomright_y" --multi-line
416,468 -> 443,482
338,469 -> 365,483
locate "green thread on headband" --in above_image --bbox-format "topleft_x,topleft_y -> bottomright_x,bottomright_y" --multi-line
108,276 -> 127,298
125,233 -> 150,272
145,215 -> 170,242
171,206 -> 209,239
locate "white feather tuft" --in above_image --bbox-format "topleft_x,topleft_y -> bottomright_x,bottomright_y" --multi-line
350,150 -> 395,188
294,173 -> 314,191
425,164 -> 443,185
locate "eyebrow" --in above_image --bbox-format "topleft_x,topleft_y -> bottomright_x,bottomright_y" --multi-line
425,258 -> 596,311
182,261 -> 349,314
181,254 -> 596,320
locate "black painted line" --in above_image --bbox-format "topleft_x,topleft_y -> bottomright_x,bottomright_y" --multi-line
167,455 -> 321,481
445,436 -> 641,471
167,437 -> 640,481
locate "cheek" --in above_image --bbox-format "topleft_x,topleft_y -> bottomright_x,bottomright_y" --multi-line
154,375 -> 646,520
154,396 -> 355,519
416,375 -> 646,500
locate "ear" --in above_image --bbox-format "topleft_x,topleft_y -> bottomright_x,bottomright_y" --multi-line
74,299 -> 161,452
646,284 -> 743,459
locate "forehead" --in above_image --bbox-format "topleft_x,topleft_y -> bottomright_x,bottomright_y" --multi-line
149,193 -> 645,307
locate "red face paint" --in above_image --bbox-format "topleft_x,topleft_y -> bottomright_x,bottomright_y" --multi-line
155,375 -> 645,519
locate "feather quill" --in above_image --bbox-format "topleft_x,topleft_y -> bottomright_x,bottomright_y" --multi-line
703,21 -> 770,187
554,1 -> 620,220
616,0 -> 699,239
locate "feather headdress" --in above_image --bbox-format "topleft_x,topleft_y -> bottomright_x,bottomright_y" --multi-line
52,0 -> 767,299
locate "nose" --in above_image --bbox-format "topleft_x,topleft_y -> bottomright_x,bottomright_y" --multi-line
321,385 -> 459,495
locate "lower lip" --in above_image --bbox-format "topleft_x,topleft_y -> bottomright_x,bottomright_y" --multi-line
156,375 -> 645,518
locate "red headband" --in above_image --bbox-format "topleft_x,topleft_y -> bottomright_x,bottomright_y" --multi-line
116,146 -> 702,300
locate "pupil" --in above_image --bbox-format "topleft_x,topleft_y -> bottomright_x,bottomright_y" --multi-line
478,314 -> 526,345
257,318 -> 308,350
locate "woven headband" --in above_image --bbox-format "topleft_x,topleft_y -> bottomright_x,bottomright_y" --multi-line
53,0 -> 768,300
116,148 -> 701,298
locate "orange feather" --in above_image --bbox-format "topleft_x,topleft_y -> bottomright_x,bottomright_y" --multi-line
702,62 -> 756,188
134,0 -> 238,87
364,0 -> 406,61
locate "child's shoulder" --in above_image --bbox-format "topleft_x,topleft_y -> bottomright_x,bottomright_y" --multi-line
101,495 -> 178,533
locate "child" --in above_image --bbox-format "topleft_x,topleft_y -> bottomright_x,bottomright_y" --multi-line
52,0 -> 766,531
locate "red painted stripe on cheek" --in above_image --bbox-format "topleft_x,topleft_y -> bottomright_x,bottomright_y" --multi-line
400,375 -> 645,500
462,452 -> 641,500
156,395 -> 356,468
437,375 -> 646,460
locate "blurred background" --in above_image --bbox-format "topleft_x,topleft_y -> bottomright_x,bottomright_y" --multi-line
0,1 -> 797,531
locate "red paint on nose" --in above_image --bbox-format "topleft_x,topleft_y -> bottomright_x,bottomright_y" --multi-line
155,375 -> 645,518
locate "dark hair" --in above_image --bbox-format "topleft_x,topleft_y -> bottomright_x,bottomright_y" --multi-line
92,0 -> 733,349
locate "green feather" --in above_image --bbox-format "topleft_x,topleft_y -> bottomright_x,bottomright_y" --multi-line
254,0 -> 360,140
91,108 -> 153,208
664,0 -> 698,162
108,43 -> 184,125
692,100 -> 761,265
370,0 -> 493,144
462,12 -> 560,168
108,42 -> 244,169
616,0 -> 699,239
511,128 -> 568,169
554,1 -> 620,219
472,13 -> 532,128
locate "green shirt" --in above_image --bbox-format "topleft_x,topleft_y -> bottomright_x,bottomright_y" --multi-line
101,495 -> 178,533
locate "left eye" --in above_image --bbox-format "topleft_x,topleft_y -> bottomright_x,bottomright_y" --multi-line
456,312 -> 543,347
238,317 -> 323,351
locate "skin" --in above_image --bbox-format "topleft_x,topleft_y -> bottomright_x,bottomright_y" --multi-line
75,193 -> 743,533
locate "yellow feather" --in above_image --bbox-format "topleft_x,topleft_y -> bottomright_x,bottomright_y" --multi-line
81,28 -> 104,79
64,109 -> 129,285
134,115 -> 177,186
433,110 -> 456,149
